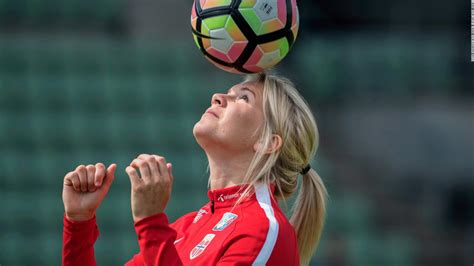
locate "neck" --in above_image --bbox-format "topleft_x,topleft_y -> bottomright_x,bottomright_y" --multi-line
207,152 -> 254,190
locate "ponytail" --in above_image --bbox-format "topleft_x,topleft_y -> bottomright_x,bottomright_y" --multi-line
242,72 -> 328,265
290,168 -> 328,266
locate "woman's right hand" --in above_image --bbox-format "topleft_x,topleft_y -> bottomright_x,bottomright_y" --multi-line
62,163 -> 117,222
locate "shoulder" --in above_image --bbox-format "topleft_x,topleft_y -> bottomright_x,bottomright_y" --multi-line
172,210 -> 199,223
169,210 -> 199,231
221,196 -> 298,265
232,184 -> 296,239
239,197 -> 297,245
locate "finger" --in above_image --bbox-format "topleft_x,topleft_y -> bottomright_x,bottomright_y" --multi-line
138,154 -> 151,160
131,159 -> 151,183
67,172 -> 81,192
95,163 -> 106,187
76,165 -> 88,192
71,173 -> 81,192
64,171 -> 74,186
138,154 -> 161,177
145,156 -> 161,179
126,166 -> 141,186
103,164 -> 117,188
64,171 -> 79,191
86,165 -> 96,192
154,155 -> 169,182
167,163 -> 173,183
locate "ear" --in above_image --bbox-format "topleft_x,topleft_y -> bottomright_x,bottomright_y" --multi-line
253,134 -> 283,154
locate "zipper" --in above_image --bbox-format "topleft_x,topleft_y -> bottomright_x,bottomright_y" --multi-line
211,198 -> 215,214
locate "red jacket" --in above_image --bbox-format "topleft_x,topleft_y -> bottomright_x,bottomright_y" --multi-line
62,183 -> 300,265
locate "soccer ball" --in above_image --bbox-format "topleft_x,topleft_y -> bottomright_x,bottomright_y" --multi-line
191,0 -> 299,74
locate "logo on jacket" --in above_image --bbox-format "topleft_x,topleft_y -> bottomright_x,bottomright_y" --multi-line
193,209 -> 208,224
212,212 -> 238,231
218,194 -> 225,202
173,237 -> 184,245
190,233 -> 215,260
217,192 -> 243,202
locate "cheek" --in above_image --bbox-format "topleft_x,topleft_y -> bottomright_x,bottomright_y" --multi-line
225,111 -> 263,139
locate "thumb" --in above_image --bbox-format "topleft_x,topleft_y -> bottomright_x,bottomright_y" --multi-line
103,163 -> 117,187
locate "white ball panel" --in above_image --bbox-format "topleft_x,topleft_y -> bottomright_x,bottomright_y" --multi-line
254,0 -> 278,22
209,28 -> 233,53
256,49 -> 280,68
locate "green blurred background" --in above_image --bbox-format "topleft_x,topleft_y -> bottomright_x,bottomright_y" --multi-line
0,0 -> 473,265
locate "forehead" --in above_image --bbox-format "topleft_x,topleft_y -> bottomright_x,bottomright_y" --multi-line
227,81 -> 263,96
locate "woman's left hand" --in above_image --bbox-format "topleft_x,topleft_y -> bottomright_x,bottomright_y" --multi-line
126,154 -> 173,223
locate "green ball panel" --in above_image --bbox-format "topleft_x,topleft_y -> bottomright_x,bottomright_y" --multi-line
239,0 -> 256,8
193,35 -> 200,49
238,8 -> 262,34
202,15 -> 230,31
200,20 -> 210,36
279,38 -> 290,58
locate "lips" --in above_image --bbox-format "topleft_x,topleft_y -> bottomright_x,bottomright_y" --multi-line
205,111 -> 218,118
205,109 -> 219,118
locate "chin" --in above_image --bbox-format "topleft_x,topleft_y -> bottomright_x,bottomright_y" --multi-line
193,123 -> 223,149
193,122 -> 211,142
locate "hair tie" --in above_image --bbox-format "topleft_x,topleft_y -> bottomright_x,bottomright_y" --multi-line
300,164 -> 311,175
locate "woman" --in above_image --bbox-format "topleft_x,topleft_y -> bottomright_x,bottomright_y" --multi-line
62,73 -> 328,266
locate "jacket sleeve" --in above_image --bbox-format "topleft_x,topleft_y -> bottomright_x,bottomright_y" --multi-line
124,213 -> 184,266
62,213 -> 99,266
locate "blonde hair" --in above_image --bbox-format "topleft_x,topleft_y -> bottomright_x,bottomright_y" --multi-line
207,72 -> 328,265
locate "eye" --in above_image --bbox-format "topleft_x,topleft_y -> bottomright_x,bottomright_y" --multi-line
237,95 -> 249,102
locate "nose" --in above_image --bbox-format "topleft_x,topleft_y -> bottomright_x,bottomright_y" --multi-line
211,93 -> 227,107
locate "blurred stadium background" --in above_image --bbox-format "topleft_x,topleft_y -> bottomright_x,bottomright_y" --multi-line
0,0 -> 473,265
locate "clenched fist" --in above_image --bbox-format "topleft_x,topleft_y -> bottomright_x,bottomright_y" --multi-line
62,163 -> 117,221
126,154 -> 173,223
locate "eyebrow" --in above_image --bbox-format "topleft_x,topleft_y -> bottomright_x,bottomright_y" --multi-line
227,87 -> 256,98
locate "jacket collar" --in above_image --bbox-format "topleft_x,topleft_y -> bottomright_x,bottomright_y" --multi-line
207,183 -> 276,211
